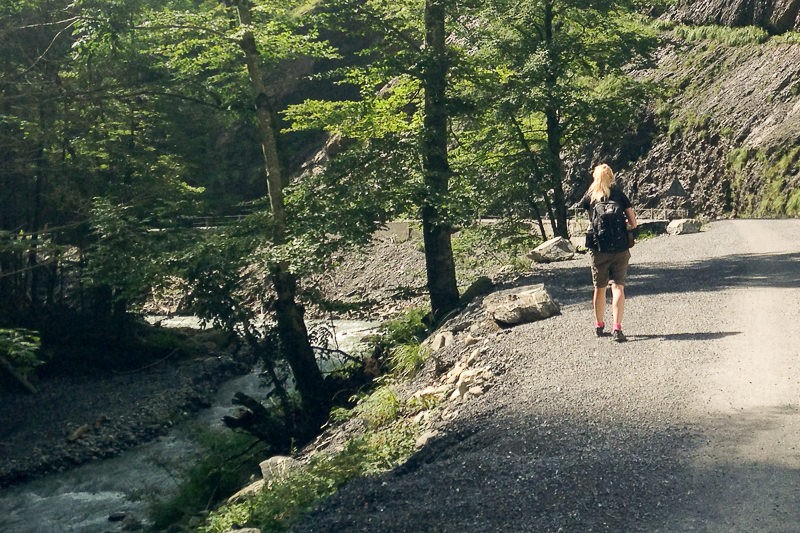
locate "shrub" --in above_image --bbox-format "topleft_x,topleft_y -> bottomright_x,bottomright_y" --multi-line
201,421 -> 418,533
351,385 -> 401,428
382,306 -> 430,346
388,343 -> 431,378
0,328 -> 43,376
148,428 -> 264,530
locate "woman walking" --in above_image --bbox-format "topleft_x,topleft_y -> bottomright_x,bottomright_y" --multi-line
581,163 -> 637,342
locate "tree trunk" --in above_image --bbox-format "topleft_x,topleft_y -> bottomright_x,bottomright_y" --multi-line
271,266 -> 327,423
543,0 -> 569,239
528,199 -> 547,239
27,163 -> 44,311
509,116 -> 549,239
232,1 -> 326,423
223,391 -> 291,449
421,0 -> 459,320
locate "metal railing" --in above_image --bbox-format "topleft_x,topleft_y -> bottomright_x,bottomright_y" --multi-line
568,206 -> 688,221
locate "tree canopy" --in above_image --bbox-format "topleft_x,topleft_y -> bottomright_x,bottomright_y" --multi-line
0,0 -> 662,411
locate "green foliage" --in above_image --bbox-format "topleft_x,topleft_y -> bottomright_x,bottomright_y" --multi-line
283,136 -> 420,261
84,189 -> 203,309
727,147 -> 756,171
201,420 -> 417,532
444,0 -> 662,225
0,328 -> 43,375
350,385 -> 402,428
180,215 -> 268,333
284,76 -> 424,139
727,145 -> 800,217
388,343 -> 431,378
757,147 -> 800,216
452,221 -> 540,278
667,111 -> 714,139
786,188 -> 800,216
382,306 -> 430,346
149,428 -> 264,530
772,31 -> 800,45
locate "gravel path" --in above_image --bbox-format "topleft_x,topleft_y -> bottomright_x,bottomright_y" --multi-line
296,219 -> 800,532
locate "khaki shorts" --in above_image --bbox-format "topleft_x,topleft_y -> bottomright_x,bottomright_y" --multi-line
589,249 -> 631,287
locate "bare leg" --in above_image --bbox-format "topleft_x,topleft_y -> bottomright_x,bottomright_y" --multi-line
611,283 -> 625,326
593,286 -> 607,324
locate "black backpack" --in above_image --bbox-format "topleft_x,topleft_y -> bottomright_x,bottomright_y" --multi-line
589,198 -> 629,253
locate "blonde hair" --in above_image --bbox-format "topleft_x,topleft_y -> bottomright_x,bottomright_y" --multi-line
589,163 -> 614,203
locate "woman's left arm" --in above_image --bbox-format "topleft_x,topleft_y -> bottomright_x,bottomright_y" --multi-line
625,207 -> 638,229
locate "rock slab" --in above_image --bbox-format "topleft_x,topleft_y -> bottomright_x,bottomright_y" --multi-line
483,284 -> 560,327
527,237 -> 577,263
667,218 -> 701,235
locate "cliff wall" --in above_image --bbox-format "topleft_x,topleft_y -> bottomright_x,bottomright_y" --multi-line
668,0 -> 800,33
629,34 -> 800,217
583,17 -> 800,219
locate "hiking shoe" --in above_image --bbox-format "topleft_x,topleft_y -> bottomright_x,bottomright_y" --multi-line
595,326 -> 606,337
611,329 -> 627,343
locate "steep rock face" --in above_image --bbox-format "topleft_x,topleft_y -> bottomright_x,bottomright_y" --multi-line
615,39 -> 800,218
669,0 -> 800,33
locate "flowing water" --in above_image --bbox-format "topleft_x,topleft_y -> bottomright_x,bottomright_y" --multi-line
0,319 -> 380,532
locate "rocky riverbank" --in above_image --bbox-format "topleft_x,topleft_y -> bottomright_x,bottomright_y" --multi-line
0,351 -> 248,488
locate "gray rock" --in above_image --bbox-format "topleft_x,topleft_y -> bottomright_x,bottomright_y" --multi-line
636,220 -> 668,235
459,276 -> 494,305
667,218 -> 701,235
430,331 -> 454,351
483,284 -> 560,326
227,479 -> 265,504
415,430 -> 439,448
668,0 -> 800,33
259,455 -> 301,484
527,237 -> 577,263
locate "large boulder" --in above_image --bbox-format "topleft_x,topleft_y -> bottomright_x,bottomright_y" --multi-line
667,218 -> 701,235
483,284 -> 560,327
260,455 -> 301,486
527,237 -> 577,263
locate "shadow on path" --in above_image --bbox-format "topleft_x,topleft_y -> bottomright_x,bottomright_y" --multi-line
653,405 -> 800,531
296,411 -> 700,531
516,251 -> 800,307
297,406 -> 800,531
628,331 -> 742,342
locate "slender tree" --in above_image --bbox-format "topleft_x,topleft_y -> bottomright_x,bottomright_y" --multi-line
227,0 -> 326,422
460,0 -> 660,237
287,0 -> 463,319
420,0 -> 460,318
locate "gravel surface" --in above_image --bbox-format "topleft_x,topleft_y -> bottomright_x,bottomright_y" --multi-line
295,219 -> 800,532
